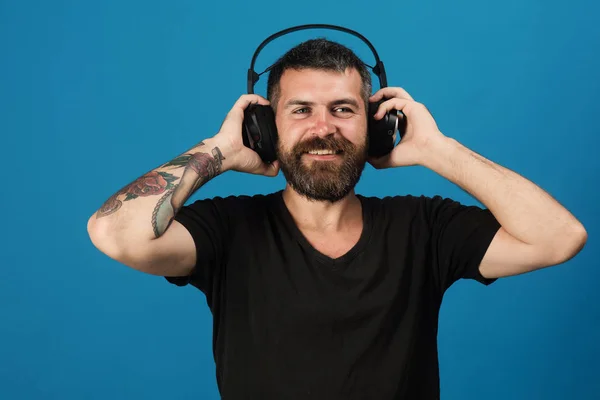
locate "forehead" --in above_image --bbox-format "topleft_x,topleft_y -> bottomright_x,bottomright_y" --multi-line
277,67 -> 364,104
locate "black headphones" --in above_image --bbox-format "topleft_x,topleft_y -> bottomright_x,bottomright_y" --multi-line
242,24 -> 406,163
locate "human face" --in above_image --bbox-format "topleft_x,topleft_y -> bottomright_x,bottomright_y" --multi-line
274,67 -> 369,202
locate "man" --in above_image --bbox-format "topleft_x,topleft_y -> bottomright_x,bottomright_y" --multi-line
87,38 -> 587,399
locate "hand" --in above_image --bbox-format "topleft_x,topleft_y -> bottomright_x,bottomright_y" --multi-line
368,87 -> 447,168
213,94 -> 280,177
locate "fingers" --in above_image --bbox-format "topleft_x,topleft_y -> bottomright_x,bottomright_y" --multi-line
373,97 -> 411,119
226,94 -> 270,120
234,94 -> 270,111
370,87 -> 414,102
370,87 -> 415,120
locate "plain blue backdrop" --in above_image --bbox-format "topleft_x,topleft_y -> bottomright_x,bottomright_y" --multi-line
1,0 -> 598,398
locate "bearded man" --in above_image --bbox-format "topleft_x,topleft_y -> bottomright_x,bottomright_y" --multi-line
87,35 -> 587,399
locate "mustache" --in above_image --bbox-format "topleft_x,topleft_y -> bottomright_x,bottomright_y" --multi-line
292,136 -> 354,155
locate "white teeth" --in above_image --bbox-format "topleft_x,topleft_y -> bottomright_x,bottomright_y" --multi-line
308,149 -> 335,155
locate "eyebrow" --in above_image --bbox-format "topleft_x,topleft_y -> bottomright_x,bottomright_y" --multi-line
284,98 -> 361,109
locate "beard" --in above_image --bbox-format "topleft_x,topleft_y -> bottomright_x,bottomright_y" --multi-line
277,134 -> 368,203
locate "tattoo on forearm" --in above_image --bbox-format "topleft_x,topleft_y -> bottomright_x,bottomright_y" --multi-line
151,187 -> 177,237
95,145 -> 226,239
152,147 -> 226,237
157,141 -> 206,170
97,193 -> 122,217
96,170 -> 178,219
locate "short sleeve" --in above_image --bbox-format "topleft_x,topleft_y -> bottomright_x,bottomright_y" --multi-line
164,197 -> 230,296
423,195 -> 501,292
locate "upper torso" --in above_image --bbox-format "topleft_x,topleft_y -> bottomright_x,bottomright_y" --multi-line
207,192 -> 444,399
167,190 -> 500,399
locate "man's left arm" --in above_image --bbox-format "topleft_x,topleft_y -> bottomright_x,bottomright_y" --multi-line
422,136 -> 587,279
369,87 -> 588,279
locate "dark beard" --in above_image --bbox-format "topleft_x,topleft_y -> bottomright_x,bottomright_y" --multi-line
277,134 -> 368,202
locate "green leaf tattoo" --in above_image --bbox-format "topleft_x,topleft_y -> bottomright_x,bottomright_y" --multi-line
160,155 -> 193,169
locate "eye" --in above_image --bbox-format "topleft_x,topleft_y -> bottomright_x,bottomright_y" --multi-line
333,107 -> 355,117
293,107 -> 310,114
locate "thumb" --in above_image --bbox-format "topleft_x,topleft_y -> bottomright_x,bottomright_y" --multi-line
257,160 -> 280,177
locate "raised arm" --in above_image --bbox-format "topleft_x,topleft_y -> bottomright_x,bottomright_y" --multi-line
369,87 -> 587,279
87,95 -> 280,277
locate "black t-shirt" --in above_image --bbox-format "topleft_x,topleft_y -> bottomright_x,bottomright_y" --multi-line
165,190 -> 501,399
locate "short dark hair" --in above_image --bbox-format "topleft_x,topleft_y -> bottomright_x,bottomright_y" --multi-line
266,38 -> 372,112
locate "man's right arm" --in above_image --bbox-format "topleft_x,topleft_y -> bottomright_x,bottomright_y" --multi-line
87,94 -> 279,278
87,136 -> 232,277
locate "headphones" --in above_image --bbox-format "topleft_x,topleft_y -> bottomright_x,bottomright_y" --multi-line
242,24 -> 406,163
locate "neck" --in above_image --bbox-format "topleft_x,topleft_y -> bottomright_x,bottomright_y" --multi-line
281,184 -> 362,232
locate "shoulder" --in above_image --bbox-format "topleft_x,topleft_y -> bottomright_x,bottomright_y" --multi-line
358,192 -> 450,214
201,191 -> 278,209
181,191 -> 280,220
358,193 -> 478,227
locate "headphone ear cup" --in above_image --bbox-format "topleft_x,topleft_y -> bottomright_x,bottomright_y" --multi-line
367,100 -> 399,158
242,104 -> 279,163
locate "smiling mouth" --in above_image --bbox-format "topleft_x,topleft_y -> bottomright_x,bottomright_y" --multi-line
304,149 -> 343,156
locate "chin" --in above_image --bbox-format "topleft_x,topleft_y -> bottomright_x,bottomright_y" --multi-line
278,142 -> 367,202
292,184 -> 353,203
284,165 -> 364,203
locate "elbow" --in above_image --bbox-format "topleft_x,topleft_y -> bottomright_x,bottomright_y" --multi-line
87,214 -> 160,274
552,222 -> 588,264
570,221 -> 588,255
87,213 -> 126,264
87,213 -> 141,269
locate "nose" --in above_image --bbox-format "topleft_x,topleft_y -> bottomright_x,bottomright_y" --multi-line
310,109 -> 336,137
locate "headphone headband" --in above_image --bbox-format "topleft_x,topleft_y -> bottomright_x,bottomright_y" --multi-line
247,24 -> 388,94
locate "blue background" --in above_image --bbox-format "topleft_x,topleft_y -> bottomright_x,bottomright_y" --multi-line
1,0 -> 598,398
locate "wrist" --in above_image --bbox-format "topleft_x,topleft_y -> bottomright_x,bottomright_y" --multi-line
198,135 -> 237,173
418,135 -> 462,172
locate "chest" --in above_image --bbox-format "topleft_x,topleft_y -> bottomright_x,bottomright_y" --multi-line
229,227 -> 408,328
300,227 -> 363,259
222,207 -> 431,329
